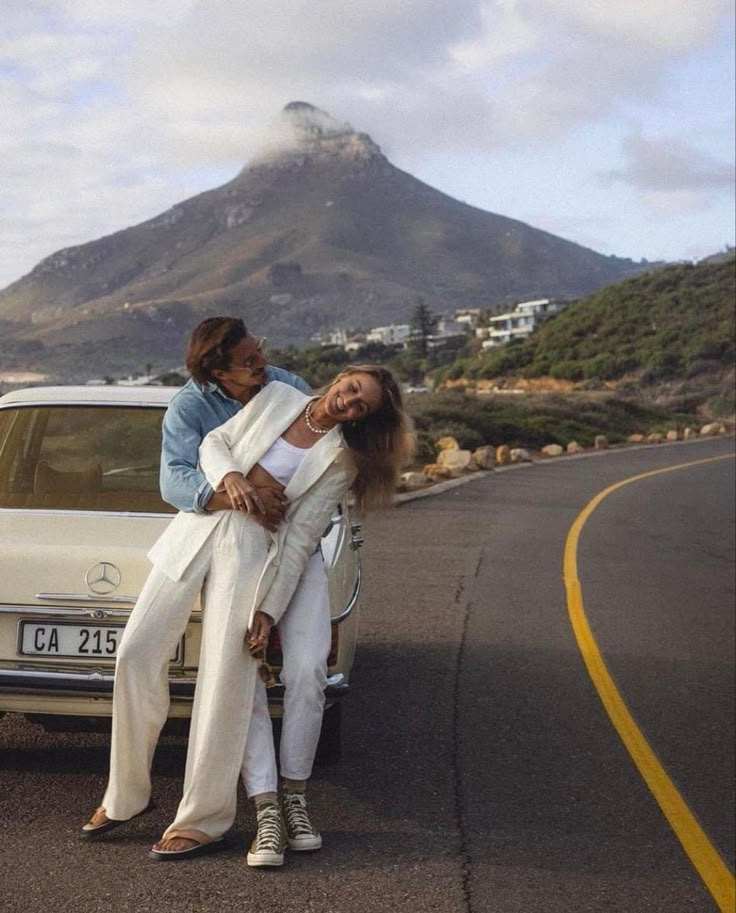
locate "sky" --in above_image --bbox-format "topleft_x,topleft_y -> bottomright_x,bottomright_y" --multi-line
1,0 -> 734,291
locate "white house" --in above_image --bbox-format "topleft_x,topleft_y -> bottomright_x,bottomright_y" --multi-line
454,308 -> 482,329
365,324 -> 412,346
483,299 -> 566,348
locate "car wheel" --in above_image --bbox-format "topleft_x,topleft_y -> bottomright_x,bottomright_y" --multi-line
315,703 -> 342,765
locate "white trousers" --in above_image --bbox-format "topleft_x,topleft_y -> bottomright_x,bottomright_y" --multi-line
102,516 -> 330,839
241,551 -> 331,796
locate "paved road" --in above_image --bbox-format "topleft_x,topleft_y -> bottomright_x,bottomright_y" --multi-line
0,436 -> 733,913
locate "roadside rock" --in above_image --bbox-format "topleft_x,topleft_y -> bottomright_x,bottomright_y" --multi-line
541,444 -> 564,457
423,463 -> 452,481
683,427 -> 697,440
438,449 -> 473,476
627,434 -> 645,443
700,422 -> 726,436
666,430 -> 679,442
472,446 -> 495,469
567,441 -> 585,454
400,471 -> 430,491
436,436 -> 460,451
594,435 -> 609,450
495,445 -> 512,466
646,433 -> 663,444
510,448 -> 531,463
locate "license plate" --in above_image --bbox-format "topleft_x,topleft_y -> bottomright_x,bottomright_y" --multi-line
19,622 -> 181,663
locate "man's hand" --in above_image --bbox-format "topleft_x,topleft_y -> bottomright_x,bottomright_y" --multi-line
207,477 -> 286,530
251,486 -> 287,532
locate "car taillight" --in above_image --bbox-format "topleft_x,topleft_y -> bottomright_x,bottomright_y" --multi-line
327,623 -> 338,666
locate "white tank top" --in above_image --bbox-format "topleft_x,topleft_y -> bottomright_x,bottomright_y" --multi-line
258,436 -> 310,487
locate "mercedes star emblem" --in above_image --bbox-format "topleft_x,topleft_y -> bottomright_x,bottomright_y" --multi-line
85,561 -> 122,595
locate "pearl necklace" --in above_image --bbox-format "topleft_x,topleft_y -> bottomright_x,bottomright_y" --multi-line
304,399 -> 330,434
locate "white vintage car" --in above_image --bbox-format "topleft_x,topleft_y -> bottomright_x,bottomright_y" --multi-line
0,385 -> 362,758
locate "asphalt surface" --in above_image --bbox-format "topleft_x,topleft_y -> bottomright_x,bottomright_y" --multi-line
0,436 -> 733,913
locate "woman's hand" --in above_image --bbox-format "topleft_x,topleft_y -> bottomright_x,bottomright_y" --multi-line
247,611 -> 274,657
221,472 -> 265,515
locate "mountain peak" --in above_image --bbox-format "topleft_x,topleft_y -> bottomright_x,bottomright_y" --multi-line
247,100 -> 384,169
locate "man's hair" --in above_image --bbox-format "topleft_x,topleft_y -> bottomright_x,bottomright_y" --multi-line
185,317 -> 249,384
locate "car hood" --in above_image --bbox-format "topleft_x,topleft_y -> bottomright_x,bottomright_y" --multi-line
0,511 -> 171,607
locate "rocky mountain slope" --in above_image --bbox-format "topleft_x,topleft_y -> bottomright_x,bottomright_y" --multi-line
0,101 -> 646,380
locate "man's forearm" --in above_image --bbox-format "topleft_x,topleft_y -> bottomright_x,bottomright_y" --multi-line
204,491 -> 232,511
160,465 -> 215,513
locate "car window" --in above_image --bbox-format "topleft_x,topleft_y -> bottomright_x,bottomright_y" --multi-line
0,405 -> 176,513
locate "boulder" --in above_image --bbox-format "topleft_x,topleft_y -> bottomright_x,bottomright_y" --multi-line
495,445 -> 512,466
700,422 -> 725,436
437,449 -> 473,476
400,472 -> 430,491
646,433 -> 663,444
683,427 -> 697,440
423,463 -> 452,481
541,444 -> 564,457
472,446 -> 495,469
435,436 -> 460,452
594,435 -> 609,450
567,441 -> 585,454
627,434 -> 645,443
666,430 -> 679,442
510,448 -> 531,463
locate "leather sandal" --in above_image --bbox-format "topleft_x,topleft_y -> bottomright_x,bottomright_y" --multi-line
149,836 -> 225,861
80,800 -> 156,840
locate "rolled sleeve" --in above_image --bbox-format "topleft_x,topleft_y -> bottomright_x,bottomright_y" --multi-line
160,400 -> 211,512
193,477 -> 216,514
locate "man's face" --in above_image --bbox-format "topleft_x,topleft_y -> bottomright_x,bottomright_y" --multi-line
213,334 -> 268,394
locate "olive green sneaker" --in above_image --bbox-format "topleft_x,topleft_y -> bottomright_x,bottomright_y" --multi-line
282,792 -> 322,851
246,804 -> 287,867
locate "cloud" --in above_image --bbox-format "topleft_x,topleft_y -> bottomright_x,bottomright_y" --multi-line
603,132 -> 734,213
0,0 -> 733,286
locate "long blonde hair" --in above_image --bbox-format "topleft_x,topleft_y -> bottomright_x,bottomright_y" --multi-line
327,365 -> 414,512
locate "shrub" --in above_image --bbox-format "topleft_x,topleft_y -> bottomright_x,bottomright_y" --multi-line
550,360 -> 584,381
430,421 -> 484,450
413,431 -> 437,464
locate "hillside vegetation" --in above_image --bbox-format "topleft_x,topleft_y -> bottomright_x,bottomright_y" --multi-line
405,389 -> 697,460
463,257 -> 735,385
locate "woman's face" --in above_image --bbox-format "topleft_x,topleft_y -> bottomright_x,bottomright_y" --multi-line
323,372 -> 384,423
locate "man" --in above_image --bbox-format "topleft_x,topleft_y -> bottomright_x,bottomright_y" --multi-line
159,316 -> 327,866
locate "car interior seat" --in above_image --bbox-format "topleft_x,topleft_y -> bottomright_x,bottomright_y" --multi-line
33,461 -> 103,495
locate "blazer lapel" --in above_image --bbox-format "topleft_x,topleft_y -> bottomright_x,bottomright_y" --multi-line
233,391 -> 311,477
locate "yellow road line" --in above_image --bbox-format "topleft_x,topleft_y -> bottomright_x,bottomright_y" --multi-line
563,453 -> 736,913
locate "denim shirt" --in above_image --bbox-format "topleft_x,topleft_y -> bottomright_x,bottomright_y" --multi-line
160,366 -> 311,513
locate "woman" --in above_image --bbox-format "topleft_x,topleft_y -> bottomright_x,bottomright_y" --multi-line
82,365 -> 411,865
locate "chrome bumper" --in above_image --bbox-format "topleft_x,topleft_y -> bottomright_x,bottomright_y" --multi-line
0,668 -> 349,702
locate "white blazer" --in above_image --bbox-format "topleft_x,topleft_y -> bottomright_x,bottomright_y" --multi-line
147,382 -> 356,626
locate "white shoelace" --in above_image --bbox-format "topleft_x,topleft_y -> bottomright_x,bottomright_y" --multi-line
255,805 -> 283,850
283,793 -> 315,836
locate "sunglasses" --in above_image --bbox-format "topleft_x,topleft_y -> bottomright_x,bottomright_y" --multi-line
227,336 -> 268,373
